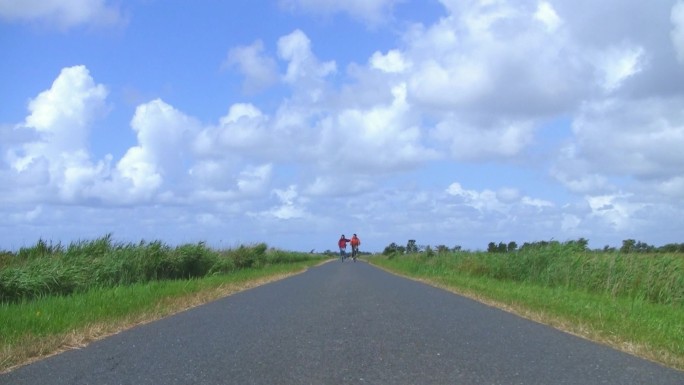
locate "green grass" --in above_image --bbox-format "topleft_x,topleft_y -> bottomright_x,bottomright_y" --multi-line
0,235 -> 317,303
0,260 -> 324,372
369,249 -> 684,371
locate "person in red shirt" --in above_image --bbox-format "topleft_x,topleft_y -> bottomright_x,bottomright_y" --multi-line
338,234 -> 351,261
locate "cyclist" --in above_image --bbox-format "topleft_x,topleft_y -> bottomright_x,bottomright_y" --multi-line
338,234 -> 351,261
350,234 -> 361,262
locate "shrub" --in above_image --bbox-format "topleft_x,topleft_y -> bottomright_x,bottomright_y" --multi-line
209,254 -> 236,275
172,242 -> 217,279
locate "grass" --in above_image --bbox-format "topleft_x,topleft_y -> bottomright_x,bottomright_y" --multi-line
369,246 -> 683,371
0,260 -> 324,373
0,235 -> 316,303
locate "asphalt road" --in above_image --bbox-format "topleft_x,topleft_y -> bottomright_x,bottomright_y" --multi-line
2,260 -> 682,385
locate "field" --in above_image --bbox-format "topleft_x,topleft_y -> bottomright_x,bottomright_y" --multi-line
0,235 -> 325,372
369,242 -> 683,370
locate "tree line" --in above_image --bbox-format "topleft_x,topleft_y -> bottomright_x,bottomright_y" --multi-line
382,238 -> 684,255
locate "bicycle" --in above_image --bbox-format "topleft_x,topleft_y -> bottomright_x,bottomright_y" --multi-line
351,246 -> 359,262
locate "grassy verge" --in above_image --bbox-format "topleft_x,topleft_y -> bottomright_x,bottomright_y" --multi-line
0,260 -> 324,373
369,255 -> 684,371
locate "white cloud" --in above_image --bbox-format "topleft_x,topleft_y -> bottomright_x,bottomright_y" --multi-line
21,65 -> 107,150
236,164 -> 272,196
118,99 -> 200,195
6,65 -> 110,202
224,40 -> 279,94
432,117 -> 536,160
407,57 -> 491,109
102,98 -> 271,204
278,0 -> 399,25
258,185 -> 309,220
304,176 -> 374,196
319,83 -> 438,173
114,146 -> 162,201
561,213 -> 581,232
399,0 -> 590,151
552,95 -> 684,203
560,98 -> 684,181
370,49 -> 410,73
446,182 -> 553,214
671,1 -> 684,63
0,0 -> 123,29
591,44 -> 646,92
521,196 -> 553,209
534,1 -> 562,32
194,103 -> 270,157
551,168 -> 613,195
189,160 -> 234,192
278,29 -> 336,92
496,187 -> 521,203
219,104 -> 269,145
447,182 -> 503,212
656,176 -> 684,199
586,193 -> 643,231
5,2 -> 684,251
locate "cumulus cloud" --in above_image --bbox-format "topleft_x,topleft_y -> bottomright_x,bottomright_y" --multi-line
190,163 -> 272,203
370,49 -> 410,73
317,83 -> 438,174
446,182 -> 553,213
2,65 -> 278,206
553,97 -> 684,199
236,164 -> 273,195
278,29 -> 336,92
0,0 -> 124,29
223,40 -> 279,94
110,98 -> 201,201
19,65 -> 107,152
194,103 -> 269,156
256,185 -> 309,220
5,65 -> 110,202
381,0 -> 590,162
405,0 -> 588,116
432,117 -> 536,160
5,1 -> 684,250
446,182 -> 504,213
585,193 -> 644,231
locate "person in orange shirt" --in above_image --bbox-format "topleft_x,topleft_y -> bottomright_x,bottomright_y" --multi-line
350,234 -> 361,261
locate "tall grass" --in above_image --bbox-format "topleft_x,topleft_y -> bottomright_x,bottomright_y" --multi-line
383,242 -> 683,306
0,235 -> 319,304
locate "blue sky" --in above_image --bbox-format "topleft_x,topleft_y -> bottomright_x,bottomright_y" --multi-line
2,0 -> 684,252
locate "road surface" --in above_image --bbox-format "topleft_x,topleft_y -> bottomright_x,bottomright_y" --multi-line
2,260 -> 682,384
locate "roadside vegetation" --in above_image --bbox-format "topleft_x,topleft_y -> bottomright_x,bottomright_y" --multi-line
0,235 -> 326,372
370,239 -> 683,370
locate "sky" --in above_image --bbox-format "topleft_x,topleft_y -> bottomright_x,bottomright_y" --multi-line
1,0 -> 684,253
